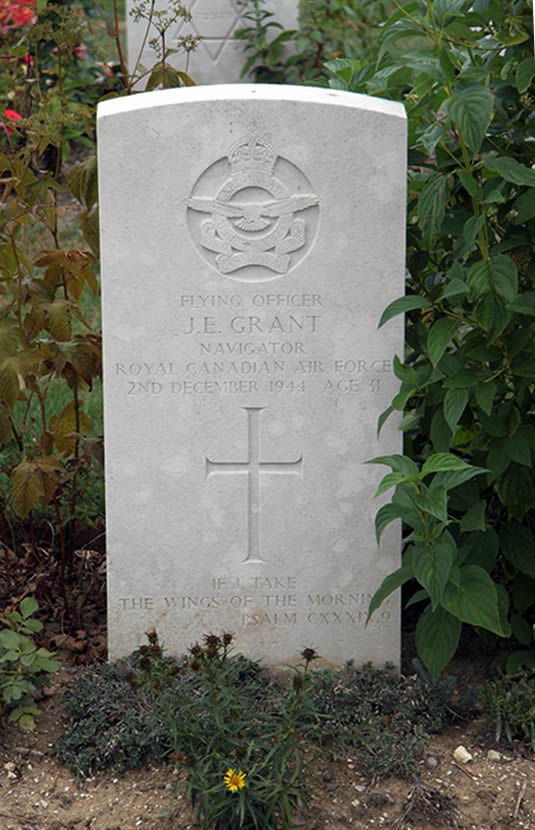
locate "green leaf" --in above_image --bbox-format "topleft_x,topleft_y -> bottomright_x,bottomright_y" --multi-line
434,0 -> 468,21
484,156 -> 535,187
500,522 -> 535,579
515,57 -> 535,93
430,466 -> 488,491
421,453 -> 471,474
377,405 -> 394,436
418,173 -> 451,246
506,650 -> 535,673
20,597 -> 38,619
496,465 -> 535,519
0,629 -> 20,650
458,171 -> 483,200
512,574 -> 535,614
475,292 -> 510,339
467,259 -> 491,300
413,535 -> 455,610
374,503 -> 406,543
443,388 -> 469,430
393,355 -> 419,386
460,499 -> 486,531
509,291 -> 535,317
368,455 -> 420,475
457,215 -> 485,257
511,613 -> 533,646
366,566 -> 413,622
460,528 -> 499,571
375,471 -> 417,497
415,485 -> 448,523
475,381 -> 495,415
513,190 -> 535,224
427,317 -> 461,366
415,604 -> 462,677
378,295 -> 432,328
492,255 -> 518,303
444,85 -> 493,153
441,565 -> 506,635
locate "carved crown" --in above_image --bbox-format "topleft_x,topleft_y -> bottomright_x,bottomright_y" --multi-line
227,131 -> 276,176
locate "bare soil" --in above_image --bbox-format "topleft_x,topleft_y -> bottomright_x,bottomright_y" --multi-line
0,663 -> 534,830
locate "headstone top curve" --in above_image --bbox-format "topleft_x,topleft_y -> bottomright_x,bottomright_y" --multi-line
97,84 -> 406,122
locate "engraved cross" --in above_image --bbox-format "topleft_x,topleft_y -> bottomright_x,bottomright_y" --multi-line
206,407 -> 303,563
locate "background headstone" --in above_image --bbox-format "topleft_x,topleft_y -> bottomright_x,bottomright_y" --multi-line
126,0 -> 298,85
98,85 -> 406,667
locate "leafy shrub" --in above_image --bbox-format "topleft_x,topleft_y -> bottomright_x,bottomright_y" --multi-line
481,669 -> 535,749
327,0 -> 535,676
0,597 -> 60,730
236,0 -> 392,84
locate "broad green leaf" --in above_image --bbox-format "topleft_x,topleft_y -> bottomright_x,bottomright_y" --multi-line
413,536 -> 455,610
441,565 -> 506,635
374,503 -> 407,543
421,453 -> 471,474
475,292 -> 510,339
513,190 -> 535,224
492,255 -> 518,303
430,466 -> 488,491
506,650 -> 535,673
430,409 -> 451,453
457,215 -> 485,258
441,278 -> 467,300
467,259 -> 491,300
443,368 -> 478,389
500,522 -> 535,580
366,566 -> 413,623
368,455 -> 420,475
20,597 -> 38,619
459,528 -> 499,571
475,381 -> 495,415
418,173 -> 451,246
377,20 -> 425,63
417,122 -> 445,155
506,427 -> 532,467
392,384 -> 415,411
443,388 -> 469,430
375,471 -> 417,498
377,405 -> 394,436
427,317 -> 461,366
378,295 -> 432,328
444,85 -> 493,153
496,465 -> 535,519
415,485 -> 448,523
508,291 -> 535,317
516,57 -> 535,93
393,355 -> 419,386
460,499 -> 486,531
415,604 -> 462,677
512,574 -> 535,614
511,613 -> 533,646
458,171 -> 483,200
434,0 -> 468,21
0,629 -> 20,650
484,156 -> 535,187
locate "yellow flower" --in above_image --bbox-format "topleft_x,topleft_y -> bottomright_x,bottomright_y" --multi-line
224,768 -> 246,793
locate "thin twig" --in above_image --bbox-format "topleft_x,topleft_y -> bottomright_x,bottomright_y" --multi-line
513,780 -> 528,820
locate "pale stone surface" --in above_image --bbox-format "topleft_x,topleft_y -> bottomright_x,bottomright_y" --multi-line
98,85 -> 406,667
126,0 -> 298,86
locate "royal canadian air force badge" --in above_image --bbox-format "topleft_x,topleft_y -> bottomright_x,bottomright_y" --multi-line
186,131 -> 320,282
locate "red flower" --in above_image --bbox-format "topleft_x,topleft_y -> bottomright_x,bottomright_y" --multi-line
2,108 -> 23,135
73,43 -> 88,61
0,0 -> 36,28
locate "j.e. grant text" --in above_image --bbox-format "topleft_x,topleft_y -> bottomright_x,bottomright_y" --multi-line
184,314 -> 321,335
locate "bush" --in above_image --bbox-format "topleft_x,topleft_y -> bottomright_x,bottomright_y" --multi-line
327,0 -> 535,676
0,597 -> 60,730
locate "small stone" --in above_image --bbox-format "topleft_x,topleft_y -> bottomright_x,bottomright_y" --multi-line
354,784 -> 367,793
487,750 -> 501,762
426,756 -> 439,769
326,783 -> 338,792
158,808 -> 174,818
351,799 -> 360,808
453,745 -> 472,764
322,773 -> 333,782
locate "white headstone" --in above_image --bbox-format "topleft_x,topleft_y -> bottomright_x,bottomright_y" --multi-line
98,85 -> 406,667
126,0 -> 298,86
